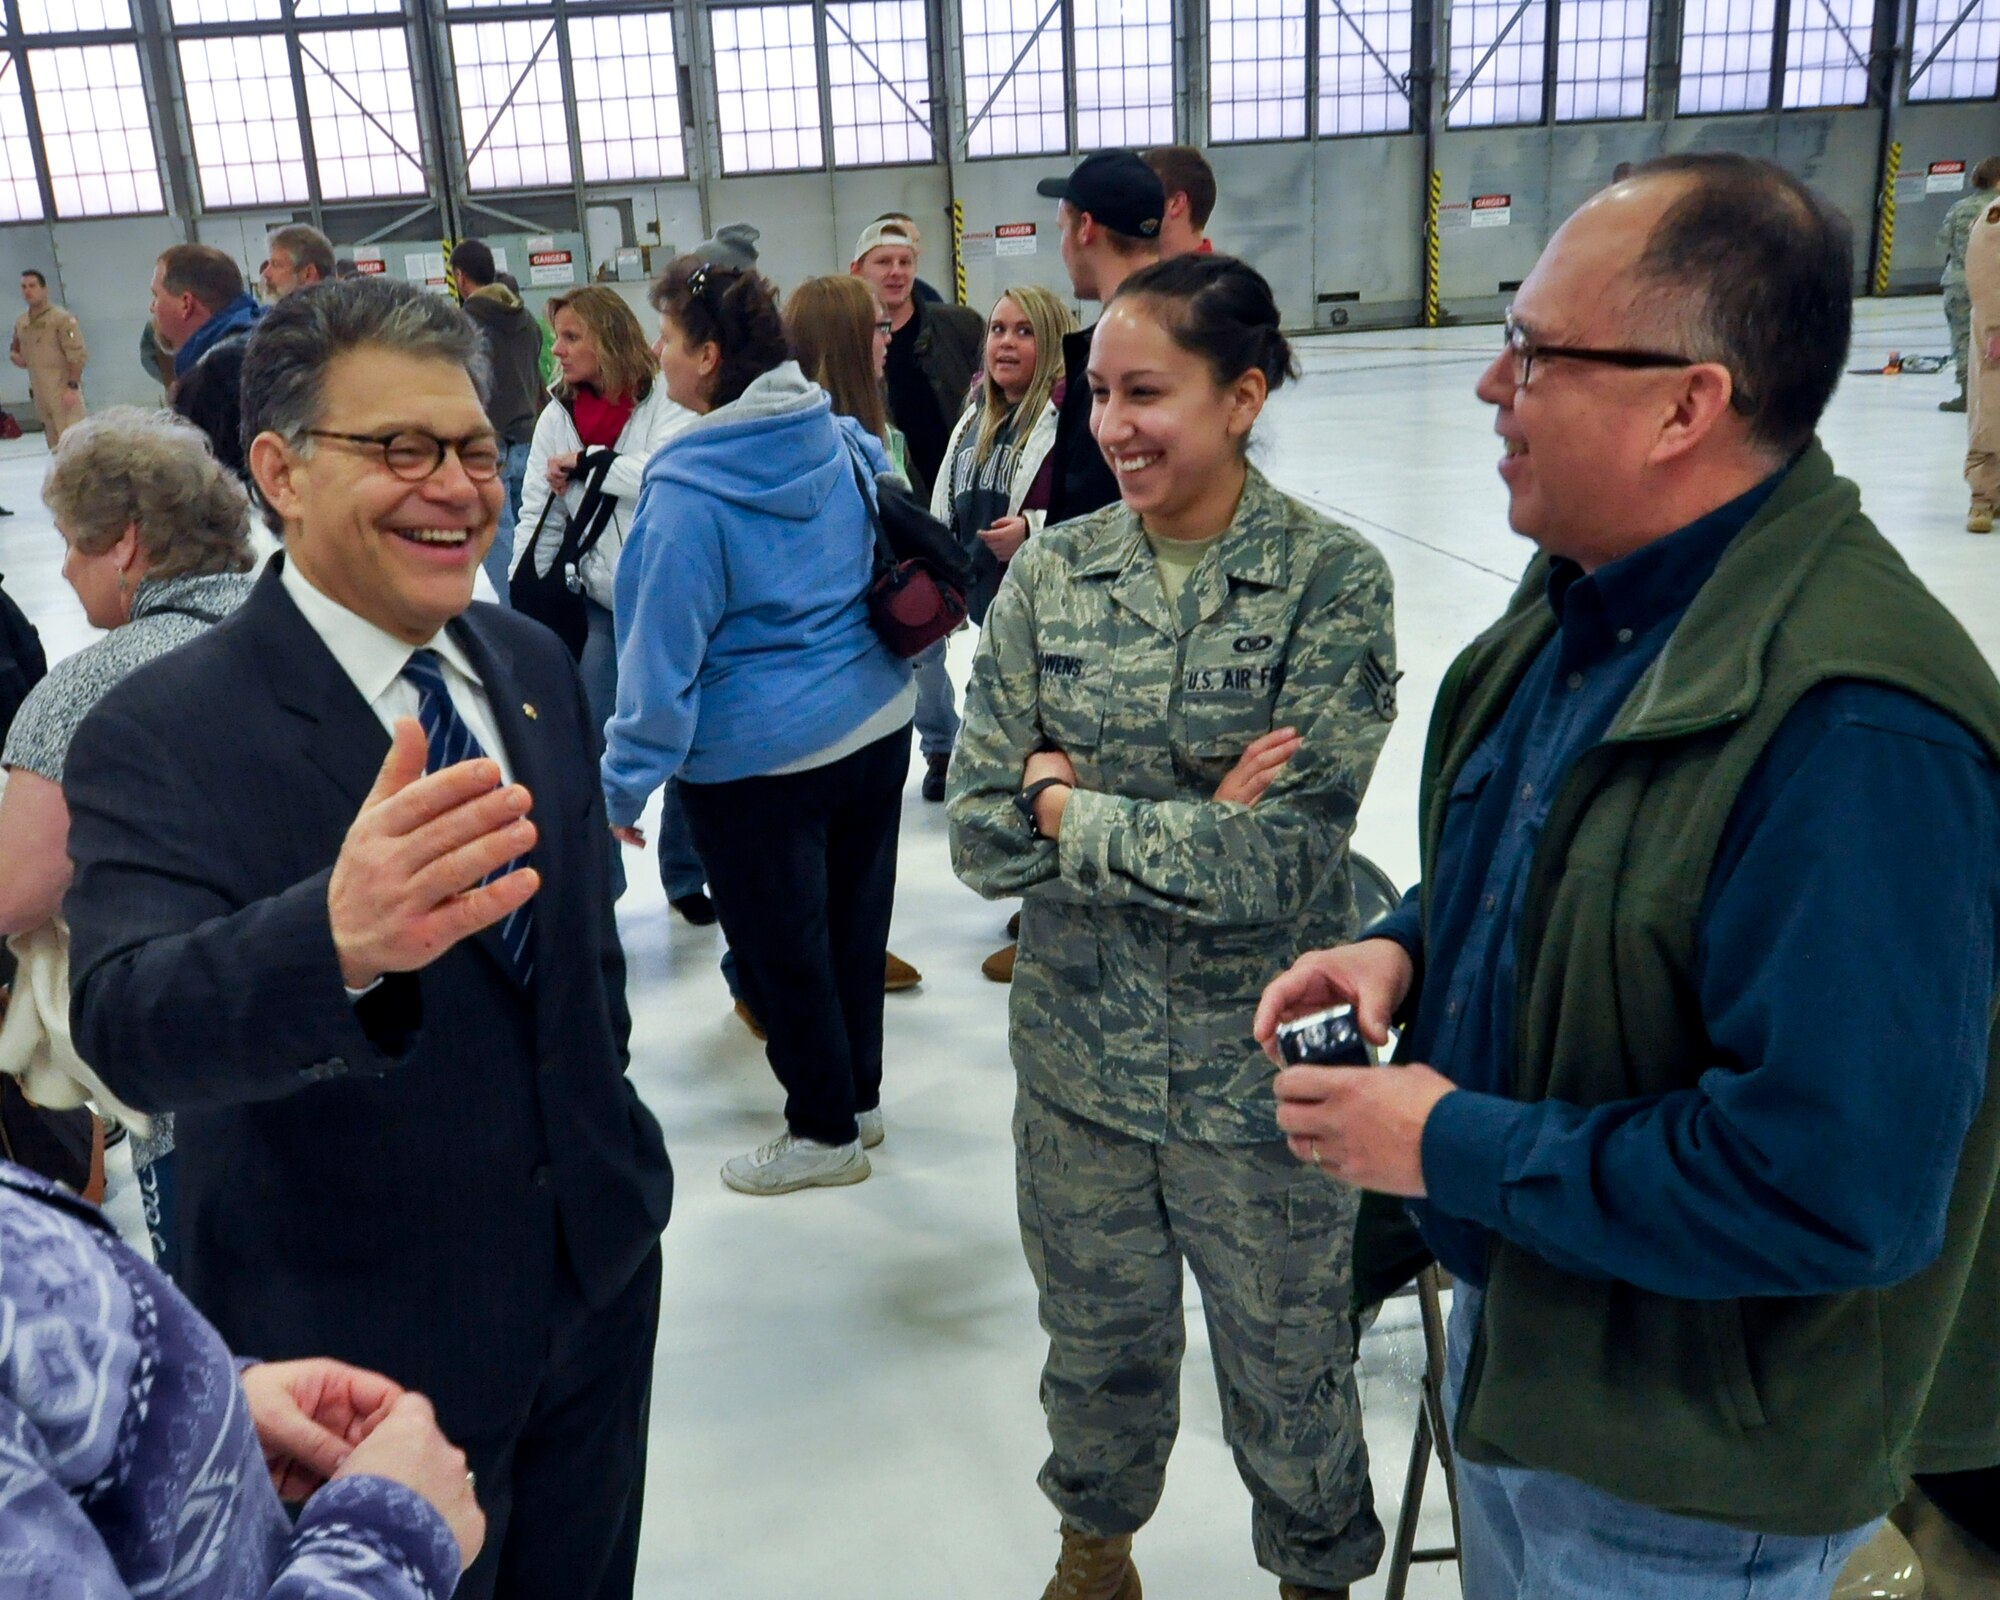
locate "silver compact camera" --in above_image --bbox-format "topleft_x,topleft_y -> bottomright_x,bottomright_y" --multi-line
1274,1004 -> 1372,1066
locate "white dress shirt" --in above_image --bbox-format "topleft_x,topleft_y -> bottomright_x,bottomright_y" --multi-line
280,558 -> 516,784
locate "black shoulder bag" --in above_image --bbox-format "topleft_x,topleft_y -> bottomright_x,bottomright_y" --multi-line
510,448 -> 620,660
845,447 -> 974,659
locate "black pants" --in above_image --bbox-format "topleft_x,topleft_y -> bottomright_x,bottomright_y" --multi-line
680,721 -> 911,1146
457,1244 -> 663,1600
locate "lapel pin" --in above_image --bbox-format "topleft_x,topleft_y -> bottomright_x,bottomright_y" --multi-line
522,702 -> 538,720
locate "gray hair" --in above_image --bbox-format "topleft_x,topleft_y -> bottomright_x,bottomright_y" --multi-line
239,278 -> 491,532
44,406 -> 253,580
268,223 -> 335,282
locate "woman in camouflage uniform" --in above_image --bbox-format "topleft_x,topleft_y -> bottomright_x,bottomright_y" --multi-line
948,254 -> 1396,1600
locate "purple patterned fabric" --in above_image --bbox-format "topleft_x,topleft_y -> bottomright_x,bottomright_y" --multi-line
0,1163 -> 462,1599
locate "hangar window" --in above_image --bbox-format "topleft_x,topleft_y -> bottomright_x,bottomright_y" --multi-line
451,18 -> 574,190
963,0 -> 1071,157
1318,0 -> 1415,135
569,11 -> 690,182
1211,0 -> 1307,141
1781,0 -> 1871,105
0,58 -> 42,223
1554,0 -> 1649,119
27,44 -> 165,216
1678,0 -> 1778,111
1073,0 -> 1174,148
825,0 -> 936,165
178,33 -> 312,208
1448,0 -> 1549,125
1907,0 -> 2000,100
711,3 -> 824,172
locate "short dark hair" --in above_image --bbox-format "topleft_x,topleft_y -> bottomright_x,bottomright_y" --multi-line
1142,145 -> 1217,229
158,244 -> 246,314
239,278 -> 490,532
20,269 -> 45,288
269,224 -> 335,282
450,238 -> 497,287
650,256 -> 788,411
1628,153 -> 1852,456
1975,156 -> 2000,191
1111,252 -> 1297,407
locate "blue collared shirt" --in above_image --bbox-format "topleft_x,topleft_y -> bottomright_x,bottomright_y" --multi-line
1373,479 -> 2000,1297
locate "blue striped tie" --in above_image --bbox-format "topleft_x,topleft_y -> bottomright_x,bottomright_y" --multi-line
400,649 -> 535,986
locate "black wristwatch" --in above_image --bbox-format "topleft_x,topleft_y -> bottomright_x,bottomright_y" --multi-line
1016,777 -> 1069,838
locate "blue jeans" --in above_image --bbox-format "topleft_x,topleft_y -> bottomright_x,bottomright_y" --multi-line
1444,1285 -> 1876,1600
913,637 -> 959,759
483,439 -> 532,601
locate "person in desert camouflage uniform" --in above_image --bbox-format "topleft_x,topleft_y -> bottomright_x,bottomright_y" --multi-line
948,253 -> 1395,1600
1938,158 -> 2000,412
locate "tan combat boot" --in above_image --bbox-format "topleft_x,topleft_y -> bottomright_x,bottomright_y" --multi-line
1968,501 -> 1994,534
1040,1527 -> 1140,1600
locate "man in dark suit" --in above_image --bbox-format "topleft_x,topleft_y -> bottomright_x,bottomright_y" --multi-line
63,278 -> 673,1600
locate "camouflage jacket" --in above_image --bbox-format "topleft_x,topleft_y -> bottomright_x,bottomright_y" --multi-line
947,467 -> 1397,1144
1940,189 -> 1990,285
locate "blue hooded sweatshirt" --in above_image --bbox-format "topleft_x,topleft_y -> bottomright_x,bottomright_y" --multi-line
601,362 -> 912,821
171,292 -> 261,380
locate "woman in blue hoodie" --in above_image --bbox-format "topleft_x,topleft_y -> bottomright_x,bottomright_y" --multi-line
604,258 -> 915,1197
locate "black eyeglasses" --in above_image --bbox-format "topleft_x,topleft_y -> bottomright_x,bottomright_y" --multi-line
1503,311 -> 1694,388
303,429 -> 504,483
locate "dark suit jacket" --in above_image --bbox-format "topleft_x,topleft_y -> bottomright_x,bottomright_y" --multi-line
63,561 -> 673,1435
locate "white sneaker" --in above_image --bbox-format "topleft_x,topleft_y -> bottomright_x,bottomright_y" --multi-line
857,1108 -> 884,1149
721,1133 -> 870,1195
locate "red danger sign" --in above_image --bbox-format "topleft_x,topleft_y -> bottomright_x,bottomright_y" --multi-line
1931,160 -> 1967,176
529,251 -> 571,266
996,222 -> 1036,238
354,258 -> 385,275
1472,193 -> 1512,210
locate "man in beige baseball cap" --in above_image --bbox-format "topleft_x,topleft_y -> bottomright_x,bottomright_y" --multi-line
849,212 -> 984,800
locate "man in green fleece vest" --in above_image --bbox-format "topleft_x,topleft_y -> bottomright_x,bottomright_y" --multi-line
1256,155 -> 2000,1599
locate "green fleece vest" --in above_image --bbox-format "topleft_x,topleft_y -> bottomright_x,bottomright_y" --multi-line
1419,443 -> 2000,1534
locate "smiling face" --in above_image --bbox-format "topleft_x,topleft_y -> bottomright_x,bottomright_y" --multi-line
853,245 -> 916,320
552,305 -> 603,392
985,296 -> 1037,404
1087,297 -> 1264,537
254,347 -> 500,644
1472,179 -> 1706,566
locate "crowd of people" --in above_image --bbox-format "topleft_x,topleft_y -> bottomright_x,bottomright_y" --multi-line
0,141 -> 1993,1600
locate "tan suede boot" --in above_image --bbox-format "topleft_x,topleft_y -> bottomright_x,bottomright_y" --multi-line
1040,1527 -> 1141,1600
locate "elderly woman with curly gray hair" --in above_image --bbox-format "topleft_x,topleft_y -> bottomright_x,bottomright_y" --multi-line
0,405 -> 255,1274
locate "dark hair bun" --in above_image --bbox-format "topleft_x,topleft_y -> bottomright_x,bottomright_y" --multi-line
1110,254 -> 1298,394
650,255 -> 789,409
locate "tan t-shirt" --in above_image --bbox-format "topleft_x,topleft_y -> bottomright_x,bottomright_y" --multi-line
1146,530 -> 1224,606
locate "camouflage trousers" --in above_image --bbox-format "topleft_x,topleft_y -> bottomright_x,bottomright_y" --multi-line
1014,1087 -> 1385,1588
1946,283 -> 1973,388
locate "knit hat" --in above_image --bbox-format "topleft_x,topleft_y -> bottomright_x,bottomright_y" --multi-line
694,222 -> 761,270
852,219 -> 919,266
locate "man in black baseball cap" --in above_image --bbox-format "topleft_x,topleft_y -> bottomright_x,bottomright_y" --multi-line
1035,151 -> 1164,529
971,149 -> 1165,992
